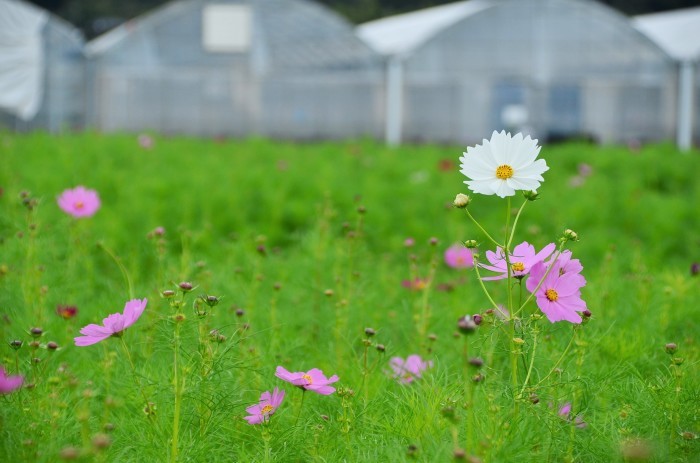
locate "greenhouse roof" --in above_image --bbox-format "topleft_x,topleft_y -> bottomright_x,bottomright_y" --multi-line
633,7 -> 700,61
357,0 -> 493,56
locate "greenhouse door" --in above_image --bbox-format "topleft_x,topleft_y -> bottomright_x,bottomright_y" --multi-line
491,81 -> 528,134
547,84 -> 581,140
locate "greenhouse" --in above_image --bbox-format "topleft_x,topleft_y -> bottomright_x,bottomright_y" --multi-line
634,7 -> 700,150
85,0 -> 383,139
357,0 -> 677,145
0,0 -> 85,132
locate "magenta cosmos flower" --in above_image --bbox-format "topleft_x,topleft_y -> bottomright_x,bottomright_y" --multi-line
0,366 -> 23,394
244,387 -> 285,425
526,256 -> 586,324
558,402 -> 587,429
389,354 -> 433,384
444,244 -> 474,269
74,298 -> 147,346
57,186 -> 101,218
480,241 -> 556,281
275,366 -> 339,395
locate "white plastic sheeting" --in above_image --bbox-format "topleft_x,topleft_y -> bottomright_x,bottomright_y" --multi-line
0,0 -> 47,120
633,7 -> 700,61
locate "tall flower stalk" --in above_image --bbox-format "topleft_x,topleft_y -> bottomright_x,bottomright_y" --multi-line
454,131 -> 589,409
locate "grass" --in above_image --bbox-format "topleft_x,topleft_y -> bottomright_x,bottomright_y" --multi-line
0,131 -> 698,462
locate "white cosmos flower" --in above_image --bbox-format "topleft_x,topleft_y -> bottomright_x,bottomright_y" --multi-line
459,131 -> 549,198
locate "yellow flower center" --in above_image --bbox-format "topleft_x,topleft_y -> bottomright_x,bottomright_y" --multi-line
511,262 -> 525,272
261,404 -> 274,415
495,164 -> 514,180
75,201 -> 84,209
302,374 -> 313,384
545,289 -> 558,302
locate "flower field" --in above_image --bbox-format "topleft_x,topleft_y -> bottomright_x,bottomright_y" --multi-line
0,132 -> 698,462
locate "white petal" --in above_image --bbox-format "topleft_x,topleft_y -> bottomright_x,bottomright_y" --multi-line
517,159 -> 549,179
506,177 -> 541,190
466,179 -> 497,195
492,180 -> 515,198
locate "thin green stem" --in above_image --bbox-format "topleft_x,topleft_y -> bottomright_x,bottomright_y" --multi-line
119,337 -> 153,420
171,321 -> 183,463
507,199 -> 528,249
294,389 -> 306,428
533,330 -> 577,388
519,327 -> 539,397
98,242 -> 134,300
503,197 -> 518,402
464,208 -> 502,248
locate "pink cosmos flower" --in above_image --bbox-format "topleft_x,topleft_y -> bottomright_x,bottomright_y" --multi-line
444,244 -> 474,269
138,134 -> 154,149
402,277 -> 428,291
74,298 -> 147,346
480,242 -> 556,281
0,366 -> 23,394
57,186 -> 101,218
558,402 -> 587,429
389,354 -> 433,384
275,366 -> 339,395
244,387 -> 285,425
526,256 -> 586,324
546,250 -> 583,276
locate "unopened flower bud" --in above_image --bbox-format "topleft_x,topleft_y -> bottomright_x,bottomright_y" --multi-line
47,341 -> 59,351
203,295 -> 220,307
472,372 -> 485,383
30,327 -> 43,338
429,237 -> 439,246
523,190 -> 540,201
453,448 -> 466,459
235,308 -> 245,317
376,344 -> 386,353
563,229 -> 579,242
29,340 -> 40,348
582,309 -> 592,318
457,315 -> 477,334
672,357 -> 684,365
92,433 -> 111,450
173,313 -> 186,322
468,357 -> 483,368
691,262 -> 699,276
513,337 -> 525,345
364,327 -> 376,337
59,447 -> 80,460
665,343 -> 678,354
162,290 -> 176,298
453,193 -> 470,208
463,240 -> 478,249
472,314 -> 482,325
428,333 -> 437,341
179,282 -> 194,292
9,340 -> 23,350
357,205 -> 366,214
530,393 -> 540,404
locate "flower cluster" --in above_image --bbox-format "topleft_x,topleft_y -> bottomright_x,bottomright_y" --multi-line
243,366 -> 339,426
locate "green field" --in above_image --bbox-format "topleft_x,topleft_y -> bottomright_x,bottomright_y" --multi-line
0,132 -> 698,462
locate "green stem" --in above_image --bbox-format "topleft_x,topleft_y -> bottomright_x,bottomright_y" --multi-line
519,327 -> 538,397
98,242 -> 134,300
171,321 -> 183,463
507,199 -> 528,249
503,197 -> 519,402
294,389 -> 306,428
464,208 -> 502,248
119,337 -> 153,419
533,330 -> 576,388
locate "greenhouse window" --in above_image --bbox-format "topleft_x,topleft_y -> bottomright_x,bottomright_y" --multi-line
202,4 -> 251,53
